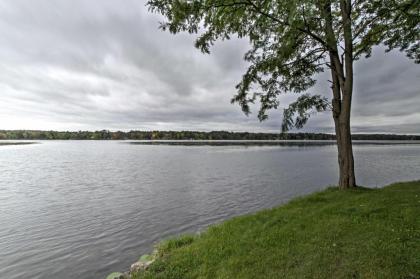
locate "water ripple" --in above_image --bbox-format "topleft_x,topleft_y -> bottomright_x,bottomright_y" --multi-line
0,141 -> 419,279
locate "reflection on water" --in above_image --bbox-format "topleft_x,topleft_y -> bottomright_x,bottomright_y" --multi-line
128,140 -> 420,146
0,141 -> 419,279
128,140 -> 337,146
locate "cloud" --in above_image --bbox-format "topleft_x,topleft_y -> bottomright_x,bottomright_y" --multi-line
0,0 -> 418,133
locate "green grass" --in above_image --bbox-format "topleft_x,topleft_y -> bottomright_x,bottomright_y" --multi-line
133,181 -> 420,279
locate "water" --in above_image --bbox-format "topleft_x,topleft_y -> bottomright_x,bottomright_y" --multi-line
0,141 -> 419,279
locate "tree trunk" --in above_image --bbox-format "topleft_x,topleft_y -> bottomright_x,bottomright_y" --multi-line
323,0 -> 357,189
337,0 -> 357,189
331,78 -> 356,189
334,112 -> 356,189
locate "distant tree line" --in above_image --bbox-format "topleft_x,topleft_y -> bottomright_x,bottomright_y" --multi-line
0,130 -> 419,141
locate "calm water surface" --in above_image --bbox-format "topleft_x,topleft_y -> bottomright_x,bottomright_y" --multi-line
0,141 -> 419,279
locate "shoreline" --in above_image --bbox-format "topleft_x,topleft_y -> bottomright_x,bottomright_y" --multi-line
107,180 -> 420,279
0,142 -> 36,146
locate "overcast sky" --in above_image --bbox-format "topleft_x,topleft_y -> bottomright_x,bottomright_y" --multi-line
0,0 -> 419,133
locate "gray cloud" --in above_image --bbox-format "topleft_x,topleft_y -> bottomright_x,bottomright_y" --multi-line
0,0 -> 419,133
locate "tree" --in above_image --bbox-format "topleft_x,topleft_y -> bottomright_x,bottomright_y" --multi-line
147,0 -> 419,188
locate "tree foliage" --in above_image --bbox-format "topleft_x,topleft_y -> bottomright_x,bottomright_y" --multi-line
147,0 -> 419,130
282,94 -> 330,132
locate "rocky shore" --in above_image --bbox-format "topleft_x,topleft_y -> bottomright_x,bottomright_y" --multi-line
106,250 -> 157,279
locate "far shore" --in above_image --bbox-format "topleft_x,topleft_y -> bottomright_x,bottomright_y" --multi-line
0,142 -> 36,146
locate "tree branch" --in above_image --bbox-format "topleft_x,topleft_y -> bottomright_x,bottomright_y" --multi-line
203,0 -> 330,50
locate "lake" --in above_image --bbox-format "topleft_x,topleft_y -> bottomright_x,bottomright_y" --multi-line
1,141 -> 419,279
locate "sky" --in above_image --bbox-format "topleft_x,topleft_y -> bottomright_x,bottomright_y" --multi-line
0,0 -> 419,134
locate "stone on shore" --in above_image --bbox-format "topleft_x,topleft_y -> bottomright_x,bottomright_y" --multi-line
106,272 -> 127,279
130,259 -> 153,273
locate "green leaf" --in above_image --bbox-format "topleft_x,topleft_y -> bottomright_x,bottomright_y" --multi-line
282,94 -> 330,132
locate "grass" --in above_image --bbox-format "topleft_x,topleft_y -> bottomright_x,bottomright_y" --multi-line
132,181 -> 420,279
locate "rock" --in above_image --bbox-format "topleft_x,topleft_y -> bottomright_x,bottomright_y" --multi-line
139,254 -> 153,262
130,260 -> 153,273
106,272 -> 127,279
105,252 -> 156,278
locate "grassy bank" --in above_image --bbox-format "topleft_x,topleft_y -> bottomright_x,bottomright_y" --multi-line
132,181 -> 419,279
